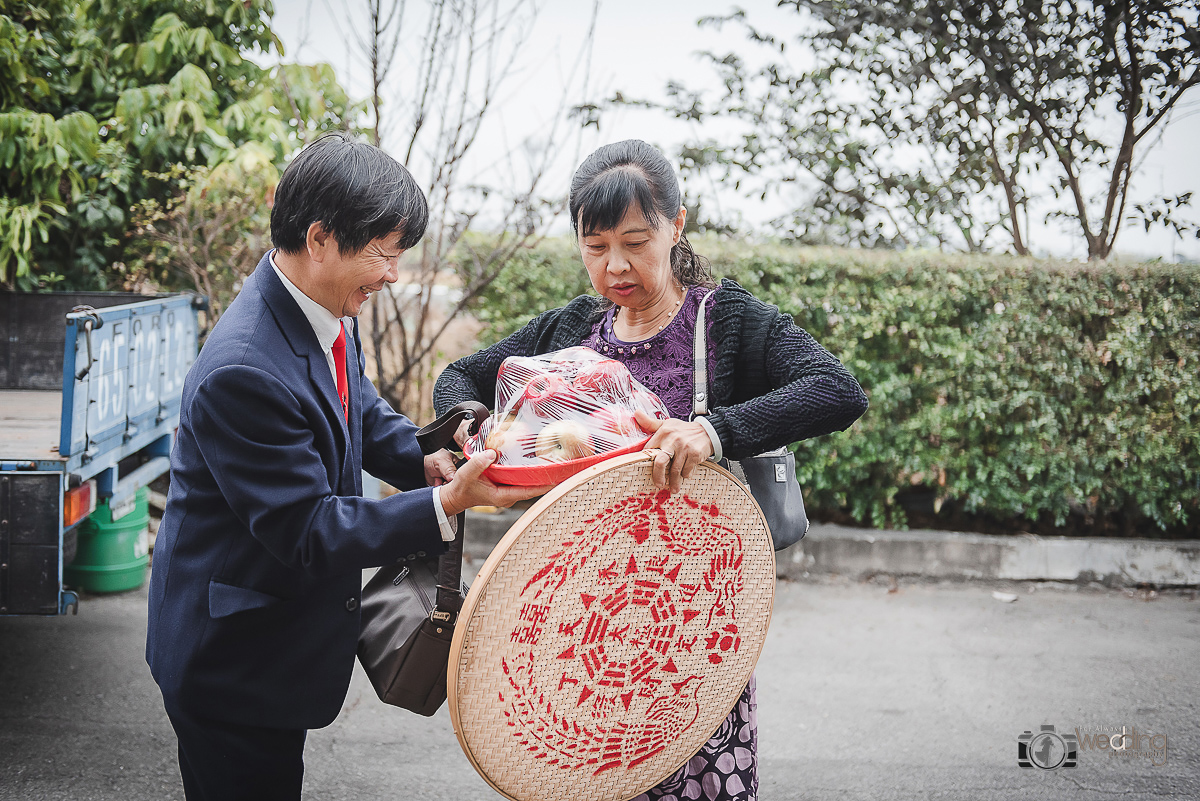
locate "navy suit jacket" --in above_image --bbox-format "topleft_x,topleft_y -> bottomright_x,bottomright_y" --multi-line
147,254 -> 445,729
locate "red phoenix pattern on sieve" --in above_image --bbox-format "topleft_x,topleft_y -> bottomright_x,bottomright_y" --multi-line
499,489 -> 746,774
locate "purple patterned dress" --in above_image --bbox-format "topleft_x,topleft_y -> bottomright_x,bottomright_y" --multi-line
581,286 -> 760,801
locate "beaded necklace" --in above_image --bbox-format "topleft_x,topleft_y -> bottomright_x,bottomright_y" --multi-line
595,286 -> 692,355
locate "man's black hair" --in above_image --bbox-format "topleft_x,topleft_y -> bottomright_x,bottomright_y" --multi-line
270,132 -> 428,255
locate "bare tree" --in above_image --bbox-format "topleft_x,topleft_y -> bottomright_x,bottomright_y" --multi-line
651,1 -> 1199,260
351,0 -> 597,418
358,0 -> 407,147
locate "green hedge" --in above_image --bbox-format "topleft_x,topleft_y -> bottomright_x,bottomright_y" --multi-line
464,240 -> 1200,536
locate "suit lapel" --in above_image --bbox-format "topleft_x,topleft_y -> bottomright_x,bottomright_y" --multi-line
256,256 -> 350,471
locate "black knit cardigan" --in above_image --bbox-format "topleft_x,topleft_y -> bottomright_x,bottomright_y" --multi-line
433,279 -> 868,460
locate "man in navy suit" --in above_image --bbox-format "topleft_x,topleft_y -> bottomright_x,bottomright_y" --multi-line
146,133 -> 545,800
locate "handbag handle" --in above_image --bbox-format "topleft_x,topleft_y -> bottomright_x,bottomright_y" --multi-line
416,401 -> 489,455
417,402 -> 488,624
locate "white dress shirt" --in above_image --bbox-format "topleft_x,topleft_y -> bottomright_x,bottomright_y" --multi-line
270,252 -> 455,541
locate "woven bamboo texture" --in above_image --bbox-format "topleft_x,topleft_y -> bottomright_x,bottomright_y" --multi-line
449,452 -> 775,801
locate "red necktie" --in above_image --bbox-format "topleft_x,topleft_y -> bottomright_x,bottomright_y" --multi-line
331,325 -> 349,422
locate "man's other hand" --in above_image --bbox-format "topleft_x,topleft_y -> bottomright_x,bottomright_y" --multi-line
439,449 -> 553,516
424,449 -> 458,486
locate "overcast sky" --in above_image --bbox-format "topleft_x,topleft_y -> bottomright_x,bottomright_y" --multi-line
270,0 -> 1200,262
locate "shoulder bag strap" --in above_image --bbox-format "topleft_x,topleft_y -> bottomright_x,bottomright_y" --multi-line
692,291 -> 716,418
420,402 -> 489,624
432,514 -> 466,624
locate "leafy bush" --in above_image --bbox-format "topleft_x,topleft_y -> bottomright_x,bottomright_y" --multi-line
1,0 -> 360,290
468,240 -> 1200,537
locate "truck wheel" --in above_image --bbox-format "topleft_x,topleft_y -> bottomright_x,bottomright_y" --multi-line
63,527 -> 78,565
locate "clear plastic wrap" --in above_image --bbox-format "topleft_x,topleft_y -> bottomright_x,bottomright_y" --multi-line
463,346 -> 669,485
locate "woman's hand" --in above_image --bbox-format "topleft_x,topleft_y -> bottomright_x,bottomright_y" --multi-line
634,410 -> 714,493
453,417 -> 475,449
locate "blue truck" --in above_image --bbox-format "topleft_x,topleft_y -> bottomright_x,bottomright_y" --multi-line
0,291 -> 203,615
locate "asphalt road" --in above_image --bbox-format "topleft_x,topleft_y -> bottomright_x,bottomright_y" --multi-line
1,576 -> 1197,801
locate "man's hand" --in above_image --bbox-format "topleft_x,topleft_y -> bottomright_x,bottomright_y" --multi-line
635,410 -> 714,493
424,449 -> 458,487
438,449 -> 554,516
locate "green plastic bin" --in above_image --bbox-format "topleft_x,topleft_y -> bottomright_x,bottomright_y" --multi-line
65,487 -> 151,593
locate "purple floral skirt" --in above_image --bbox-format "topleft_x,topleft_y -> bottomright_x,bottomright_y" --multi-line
632,675 -> 758,801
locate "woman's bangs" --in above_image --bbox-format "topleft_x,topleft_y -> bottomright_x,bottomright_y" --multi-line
576,168 -> 659,237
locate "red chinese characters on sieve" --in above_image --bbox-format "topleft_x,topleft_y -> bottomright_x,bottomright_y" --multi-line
498,489 -> 747,775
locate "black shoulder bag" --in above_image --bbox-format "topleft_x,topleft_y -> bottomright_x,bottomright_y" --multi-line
356,401 -> 488,715
693,293 -> 809,550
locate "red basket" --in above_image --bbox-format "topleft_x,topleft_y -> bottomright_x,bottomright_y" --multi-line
465,436 -> 651,486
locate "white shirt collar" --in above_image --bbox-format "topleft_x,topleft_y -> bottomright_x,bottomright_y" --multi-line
270,250 -> 345,352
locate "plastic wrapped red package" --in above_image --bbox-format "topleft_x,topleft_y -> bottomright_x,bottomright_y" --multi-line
463,346 -> 670,485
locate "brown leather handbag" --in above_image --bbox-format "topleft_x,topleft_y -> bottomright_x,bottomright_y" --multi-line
356,402 -> 487,715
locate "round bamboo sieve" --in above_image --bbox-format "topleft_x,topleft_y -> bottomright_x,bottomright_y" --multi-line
448,451 -> 775,801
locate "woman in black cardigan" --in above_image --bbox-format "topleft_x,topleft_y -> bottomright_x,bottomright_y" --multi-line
434,140 -> 866,801
434,278 -> 866,466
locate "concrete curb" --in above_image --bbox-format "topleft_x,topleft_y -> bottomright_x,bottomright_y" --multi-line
465,510 -> 1200,588
783,524 -> 1200,587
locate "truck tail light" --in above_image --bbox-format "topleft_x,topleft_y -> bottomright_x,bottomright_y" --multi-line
64,480 -> 97,528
